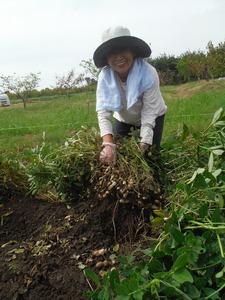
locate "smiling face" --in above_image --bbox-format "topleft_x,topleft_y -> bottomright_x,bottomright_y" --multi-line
107,49 -> 134,82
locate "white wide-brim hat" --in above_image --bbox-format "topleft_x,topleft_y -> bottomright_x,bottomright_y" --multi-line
93,26 -> 151,68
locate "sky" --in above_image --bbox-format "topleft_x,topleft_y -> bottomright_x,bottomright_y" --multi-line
1,0 -> 224,90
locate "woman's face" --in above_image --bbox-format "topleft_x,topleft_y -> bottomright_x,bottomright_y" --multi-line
107,49 -> 134,81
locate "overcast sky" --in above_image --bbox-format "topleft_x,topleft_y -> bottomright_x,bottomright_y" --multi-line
1,0 -> 224,90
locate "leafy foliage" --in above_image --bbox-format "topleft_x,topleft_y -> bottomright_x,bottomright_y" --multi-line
83,108 -> 225,299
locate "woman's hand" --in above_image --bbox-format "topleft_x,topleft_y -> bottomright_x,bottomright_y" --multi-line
100,142 -> 116,165
138,142 -> 149,152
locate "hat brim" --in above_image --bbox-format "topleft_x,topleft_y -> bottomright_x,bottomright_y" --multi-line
93,36 -> 151,68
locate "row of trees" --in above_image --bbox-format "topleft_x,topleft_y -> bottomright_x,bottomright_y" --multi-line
147,41 -> 225,85
0,40 -> 224,107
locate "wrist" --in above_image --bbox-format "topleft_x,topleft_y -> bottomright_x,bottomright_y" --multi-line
139,142 -> 149,146
102,134 -> 113,144
102,142 -> 116,148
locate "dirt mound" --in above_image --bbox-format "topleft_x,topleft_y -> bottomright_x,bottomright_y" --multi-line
162,79 -> 225,101
0,195 -> 158,300
176,81 -> 215,99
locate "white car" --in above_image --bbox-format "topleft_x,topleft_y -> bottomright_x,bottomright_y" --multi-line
0,94 -> 10,106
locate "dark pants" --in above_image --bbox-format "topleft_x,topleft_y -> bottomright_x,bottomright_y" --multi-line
113,114 -> 165,150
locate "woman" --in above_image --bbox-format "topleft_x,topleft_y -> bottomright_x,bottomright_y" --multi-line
93,26 -> 167,165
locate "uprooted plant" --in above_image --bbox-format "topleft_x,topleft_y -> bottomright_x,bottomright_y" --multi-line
24,128 -> 165,211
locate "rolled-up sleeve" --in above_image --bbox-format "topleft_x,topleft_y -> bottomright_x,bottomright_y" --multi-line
97,110 -> 113,137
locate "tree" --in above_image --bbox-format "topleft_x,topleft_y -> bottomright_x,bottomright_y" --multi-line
80,59 -> 100,83
188,51 -> 206,81
176,51 -> 195,82
0,72 -> 41,108
147,54 -> 179,85
55,68 -> 84,98
206,41 -> 225,79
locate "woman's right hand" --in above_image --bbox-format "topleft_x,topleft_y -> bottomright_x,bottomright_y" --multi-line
100,142 -> 116,165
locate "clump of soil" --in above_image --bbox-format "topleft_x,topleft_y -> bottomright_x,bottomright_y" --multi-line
0,193 -> 161,300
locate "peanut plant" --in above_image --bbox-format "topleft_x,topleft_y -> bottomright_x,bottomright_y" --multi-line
25,128 -> 165,211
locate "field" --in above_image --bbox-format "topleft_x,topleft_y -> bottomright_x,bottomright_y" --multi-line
0,80 -> 225,299
0,79 -> 225,155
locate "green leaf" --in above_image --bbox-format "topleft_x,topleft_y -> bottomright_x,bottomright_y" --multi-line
172,268 -> 193,284
193,174 -> 207,188
169,226 -> 184,244
83,269 -> 100,287
214,120 -> 225,126
212,149 -> 224,155
84,290 -> 99,299
185,233 -> 205,258
212,208 -> 221,222
187,168 -> 205,184
116,296 -> 130,300
98,287 -> 110,300
211,107 -> 223,124
184,282 -> 201,299
154,271 -> 170,280
148,259 -> 164,274
115,283 -> 130,295
212,168 -> 222,178
150,278 -> 161,295
110,269 -> 120,293
208,152 -> 214,172
133,290 -> 144,300
117,256 -> 127,264
151,217 -> 164,227
216,193 -> 224,208
215,268 -> 224,278
210,145 -> 224,150
102,274 -> 109,287
172,252 -> 188,271
203,287 -> 220,299
198,203 -> 208,218
153,210 -> 165,217
110,254 -> 117,260
113,244 -> 120,252
127,254 -> 135,264
180,124 -> 190,142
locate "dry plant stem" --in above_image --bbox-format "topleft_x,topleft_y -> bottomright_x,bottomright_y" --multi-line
112,200 -> 119,241
85,278 -> 94,291
132,209 -> 146,241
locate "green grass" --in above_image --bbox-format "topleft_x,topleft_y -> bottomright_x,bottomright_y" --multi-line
0,80 -> 224,155
164,89 -> 225,137
0,92 -> 97,154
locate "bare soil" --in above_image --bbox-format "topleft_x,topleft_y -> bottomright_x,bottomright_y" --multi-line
0,194 -> 156,300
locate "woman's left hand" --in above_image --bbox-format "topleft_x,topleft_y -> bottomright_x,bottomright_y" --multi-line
138,142 -> 149,152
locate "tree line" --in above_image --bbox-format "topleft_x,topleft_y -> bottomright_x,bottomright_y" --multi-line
0,40 -> 224,106
147,41 -> 225,85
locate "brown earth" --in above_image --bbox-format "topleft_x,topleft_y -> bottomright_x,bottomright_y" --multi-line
0,193 -> 157,300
